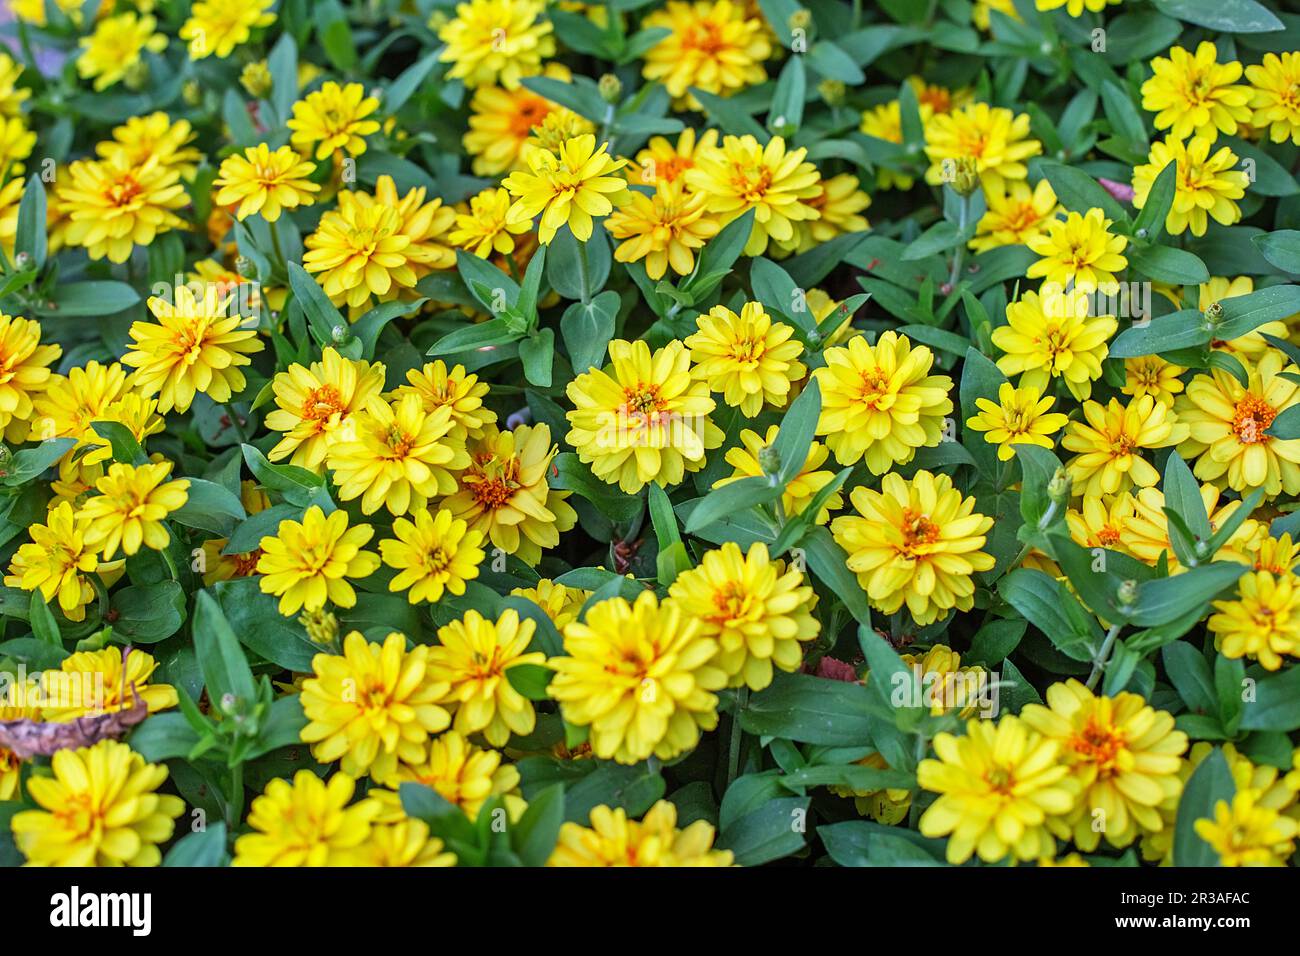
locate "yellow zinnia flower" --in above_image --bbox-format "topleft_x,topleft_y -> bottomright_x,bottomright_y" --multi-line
181,0 -> 275,59
1122,355 -> 1185,406
0,53 -> 29,118
631,127 -> 718,190
1199,276 -> 1289,359
462,63 -> 576,176
40,647 -> 178,722
213,144 -> 319,222
233,771 -> 380,867
1065,491 -> 1138,553
1141,42 -> 1251,143
12,741 -> 184,867
0,116 -> 34,178
859,101 -> 914,191
812,331 -> 954,472
266,347 -> 387,470
969,179 -> 1060,252
966,381 -> 1069,461
391,360 -> 497,441
4,502 -> 98,622
832,470 -> 995,626
300,631 -> 453,785
1026,208 -> 1128,292
606,186 -> 720,280
76,13 -> 168,91
0,313 -> 61,440
1247,52 -> 1300,145
641,0 -> 770,108
550,592 -> 726,764
256,505 -> 382,615
287,81 -> 381,160
795,172 -> 870,251
386,730 -> 523,820
1195,791 -> 1299,867
363,819 -> 457,867
503,133 -> 630,244
380,510 -> 485,604
1127,483 -> 1262,571
1062,395 -> 1187,498
992,287 -> 1117,400
1249,532 -> 1300,575
685,301 -> 805,417
1209,571 -> 1300,671
1132,135 -> 1250,237
427,608 -> 546,747
510,578 -> 590,630
450,186 -> 532,257
923,101 -> 1041,195
437,0 -> 555,90
55,155 -> 187,263
80,461 -> 190,560
95,111 -> 203,179
713,425 -> 843,525
549,800 -> 733,867
1036,0 -> 1119,14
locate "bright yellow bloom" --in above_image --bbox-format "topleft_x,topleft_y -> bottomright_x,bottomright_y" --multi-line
1141,42 -> 1251,143
441,423 -> 575,566
832,470 -> 995,626
0,116 -> 34,178
0,53 -> 29,117
1247,52 -> 1300,145
795,172 -> 870,252
1199,276 -> 1289,359
909,76 -> 972,117
714,425 -> 843,525
462,63 -> 577,176
10,0 -> 81,27
1036,0 -> 1119,14
266,347 -> 386,469
525,107 -> 597,155
1026,208 -> 1128,292
213,144 -> 319,222
829,751 -> 913,823
1062,395 -> 1187,498
565,338 -> 723,494
363,819 -> 457,867
1066,492 -> 1138,554
1208,571 -> 1300,671
630,127 -> 718,190
1123,355 -> 1185,406
549,800 -> 733,867
923,101 -> 1041,195
969,179 -> 1059,252
79,462 -> 189,560
181,0 -> 275,59
511,578 -> 590,630
1132,136 -> 1250,237
427,608 -> 545,747
256,506 -> 381,615
686,301 -> 805,417
301,631 -> 452,785
919,716 -> 1079,865
0,313 -> 61,439
967,382 -> 1069,461
55,155 -> 187,263
327,395 -> 470,515
972,0 -> 1019,30
1128,484 -> 1262,571
124,285 -> 263,413
380,510 -> 485,604
40,647 -> 178,722
641,0 -> 770,107
993,287 -> 1117,400
30,360 -> 130,450
200,480 -> 270,585
95,112 -> 203,180
812,332 -> 953,472
858,101 -> 914,190
550,592 -> 726,764
437,0 -> 555,90
450,186 -> 532,257
897,645 -> 990,718
1021,680 -> 1187,851
388,730 -> 522,820
288,81 -> 381,160
1195,791 -> 1299,866
0,177 -> 20,259
607,186 -> 720,280
1176,349 -> 1300,497
668,542 -> 818,690
391,360 -> 496,440
3,503 -> 97,622
233,771 -> 380,866
0,681 -> 35,801
1249,533 -> 1300,576
686,134 -> 821,256
76,13 -> 168,91
503,134 -> 630,244
12,741 -> 184,867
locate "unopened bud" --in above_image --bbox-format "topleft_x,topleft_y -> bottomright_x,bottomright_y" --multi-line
598,73 -> 622,104
951,156 -> 980,198
1117,579 -> 1139,607
818,79 -> 845,107
788,9 -> 811,31
332,324 -> 353,344
1047,467 -> 1072,505
299,608 -> 340,645
13,251 -> 30,271
219,692 -> 239,716
124,60 -> 150,92
758,443 -> 781,477
1204,302 -> 1224,325
182,79 -> 202,106
240,61 -> 273,99
0,443 -> 12,472
235,255 -> 256,279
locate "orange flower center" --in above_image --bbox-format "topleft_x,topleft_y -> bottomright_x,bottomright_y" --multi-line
465,452 -> 521,511
1097,525 -> 1121,547
303,384 -> 345,422
622,383 -> 667,420
683,21 -> 726,56
510,96 -> 553,138
108,175 -> 143,207
1232,395 -> 1276,444
1071,719 -> 1125,777
900,508 -> 941,552
385,424 -> 414,458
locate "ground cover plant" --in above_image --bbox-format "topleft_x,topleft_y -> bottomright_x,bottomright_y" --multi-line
3,0 -> 1300,869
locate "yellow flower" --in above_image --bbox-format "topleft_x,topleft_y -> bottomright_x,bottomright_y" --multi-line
40,647 -> 178,722
1132,136 -> 1250,237
969,179 -> 1060,252
630,127 -> 718,190
668,541 -> 818,690
427,608 -> 545,747
0,682 -> 36,801
923,101 -> 1041,195
510,578 -> 590,630
686,301 -> 805,417
1250,532 -> 1300,575
1066,492 -> 1138,554
1200,276 -> 1288,359
525,108 -> 596,154
1123,355 -> 1185,406
549,800 -> 733,866
832,470 -> 995,625
859,101 -> 913,190
1036,0 -> 1120,14
327,395 -> 469,515
266,347 -> 387,469
462,63 -> 576,176
391,360 -> 496,440
795,173 -> 870,251
0,313 -> 61,439
829,751 -> 913,823
686,134 -> 821,256
1209,571 -> 1300,671
389,730 -> 522,819
607,186 -> 720,280
1176,349 -> 1300,497
1062,395 -> 1187,498
288,81 -> 381,160
909,76 -> 972,117
30,360 -> 130,449
551,592 -> 725,764
213,144 -> 319,222
714,425 -> 843,525
898,644 -> 990,717
181,0 -> 275,60
992,287 -> 1117,400
301,631 -> 452,785
441,422 -> 575,566
12,741 -> 183,867
256,505 -> 381,615
1026,208 -> 1128,293
55,155 -> 187,263
0,177 -> 21,259
1021,680 -> 1187,851
919,715 -> 1078,864
124,285 -> 263,413
437,0 -> 555,90
450,186 -> 532,257
812,332 -> 954,472
1128,483 -> 1262,571
201,480 -> 271,585
0,116 -> 34,178
363,819 -> 457,867
1141,42 -> 1251,143
1247,52 -> 1300,145
966,382 -> 1069,461
0,53 -> 29,117
233,771 -> 380,866
79,461 -> 190,560
1195,791 -> 1299,866
76,13 -> 168,91
380,510 -> 485,604
4,503 -> 96,619
95,112 -> 203,180
641,0 -> 770,107
503,134 -> 630,244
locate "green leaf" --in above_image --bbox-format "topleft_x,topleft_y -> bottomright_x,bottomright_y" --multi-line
38,282 -> 140,317
1040,162 -> 1128,222
14,173 -> 46,272
213,577 -> 323,672
518,327 -> 554,387
718,795 -> 809,866
111,582 -> 186,644
560,291 -> 619,374
1253,230 -> 1300,274
1163,452 -> 1212,542
1213,285 -> 1300,340
1173,748 -> 1235,867
170,478 -> 247,536
163,824 -> 228,867
770,378 -> 820,487
740,672 -> 874,745
1240,666 -> 1300,732
1126,244 -> 1209,285
287,262 -> 346,342
1152,0 -> 1283,33
768,56 -> 806,134
510,783 -> 564,867
241,443 -> 324,507
683,209 -> 756,300
1132,163 -> 1176,243
998,568 -> 1101,662
1107,309 -> 1210,358
192,591 -> 258,704
351,298 -> 426,359
28,592 -> 61,646
314,0 -> 358,70
1129,562 -> 1248,627
685,476 -> 781,533
804,526 -> 872,626
1162,642 -> 1217,714
0,438 -> 77,486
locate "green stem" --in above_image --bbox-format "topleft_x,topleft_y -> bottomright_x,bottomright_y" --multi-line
727,688 -> 749,786
575,239 -> 591,306
226,763 -> 245,833
224,403 -> 249,444
267,219 -> 286,276
1086,623 -> 1122,690
948,193 -> 969,289
907,732 -> 928,828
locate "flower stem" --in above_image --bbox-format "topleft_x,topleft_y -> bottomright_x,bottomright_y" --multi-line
1086,623 -> 1122,690
575,239 -> 591,305
727,688 -> 749,786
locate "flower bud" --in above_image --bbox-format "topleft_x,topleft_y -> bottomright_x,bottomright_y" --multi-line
240,61 -> 274,99
182,79 -> 202,106
235,255 -> 256,279
1047,467 -> 1072,505
817,79 -> 845,107
300,608 -> 340,645
1117,579 -> 1139,607
1204,301 -> 1224,325
757,443 -> 781,477
598,73 -> 622,104
332,324 -> 353,345
950,156 -> 980,197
